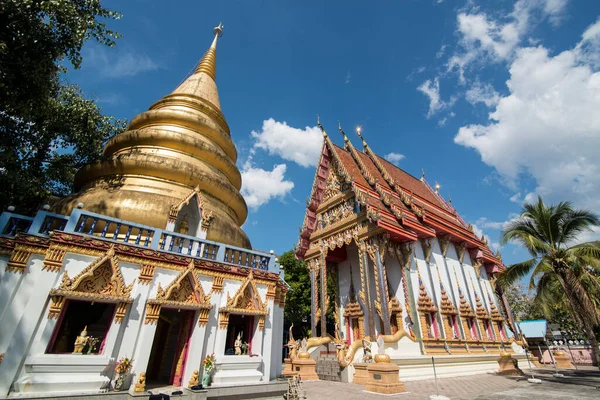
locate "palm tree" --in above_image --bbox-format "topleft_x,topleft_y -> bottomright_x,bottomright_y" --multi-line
498,196 -> 600,368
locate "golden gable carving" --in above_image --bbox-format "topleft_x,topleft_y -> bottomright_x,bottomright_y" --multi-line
48,245 -> 134,321
145,261 -> 212,326
219,271 -> 268,331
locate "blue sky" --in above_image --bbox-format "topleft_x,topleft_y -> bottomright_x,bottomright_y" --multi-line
69,0 -> 600,272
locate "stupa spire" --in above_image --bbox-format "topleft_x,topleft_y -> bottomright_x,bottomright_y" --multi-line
53,23 -> 252,249
195,22 -> 223,79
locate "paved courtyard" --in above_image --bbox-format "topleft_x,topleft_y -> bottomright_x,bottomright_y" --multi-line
303,368 -> 600,399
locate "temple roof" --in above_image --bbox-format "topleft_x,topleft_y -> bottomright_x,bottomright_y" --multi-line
296,123 -> 503,269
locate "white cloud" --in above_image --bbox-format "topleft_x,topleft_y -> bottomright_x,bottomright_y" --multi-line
509,192 -> 522,203
471,222 -> 501,252
240,160 -> 294,210
250,119 -> 323,168
84,46 -> 158,78
345,71 -> 351,84
384,152 -> 405,165
448,0 -> 569,80
436,44 -> 447,59
455,20 -> 600,217
417,78 -> 456,117
465,81 -> 501,107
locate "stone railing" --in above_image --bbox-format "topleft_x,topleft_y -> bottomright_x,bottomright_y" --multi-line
0,209 -> 279,273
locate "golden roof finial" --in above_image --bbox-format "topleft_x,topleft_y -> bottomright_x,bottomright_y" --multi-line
356,126 -> 367,148
195,22 -> 224,79
338,121 -> 349,143
317,114 -> 328,137
435,181 -> 440,193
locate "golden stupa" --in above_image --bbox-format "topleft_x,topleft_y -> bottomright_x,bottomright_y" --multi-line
54,23 -> 251,248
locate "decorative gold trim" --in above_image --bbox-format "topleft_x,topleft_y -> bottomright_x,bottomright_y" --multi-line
420,238 -> 433,263
211,275 -> 224,293
168,185 -> 215,231
6,248 -> 30,273
50,245 -> 134,301
42,243 -> 66,272
115,302 -> 129,323
266,285 -> 276,301
138,264 -> 156,285
145,261 -> 213,325
0,353 -> 4,364
455,242 -> 466,264
218,271 -> 268,331
48,295 -> 66,319
145,303 -> 161,325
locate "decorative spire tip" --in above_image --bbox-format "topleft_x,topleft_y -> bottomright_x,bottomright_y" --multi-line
213,22 -> 224,37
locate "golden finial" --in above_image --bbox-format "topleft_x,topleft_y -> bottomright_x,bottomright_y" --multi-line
195,22 -> 224,79
435,181 -> 440,193
355,126 -> 367,148
421,169 -> 425,181
317,114 -> 327,137
338,121 -> 349,142
213,22 -> 224,37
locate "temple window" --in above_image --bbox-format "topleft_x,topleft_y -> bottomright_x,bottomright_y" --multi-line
47,300 -> 115,354
468,318 -> 479,340
427,313 -> 439,338
497,322 -> 506,341
484,320 -> 494,340
390,315 -> 399,334
448,315 -> 460,339
224,314 -> 254,355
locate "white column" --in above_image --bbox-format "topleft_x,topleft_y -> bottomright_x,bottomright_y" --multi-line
204,287 -> 225,369
250,317 -> 264,379
0,256 -> 62,396
269,304 -> 284,380
260,306 -> 274,380
0,270 -> 24,322
127,322 -> 157,394
117,282 -> 151,361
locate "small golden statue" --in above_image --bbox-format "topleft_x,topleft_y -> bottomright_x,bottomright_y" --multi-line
134,372 -> 146,393
234,332 -> 242,355
188,370 -> 199,388
285,323 -> 300,361
177,214 -> 190,235
73,326 -> 89,354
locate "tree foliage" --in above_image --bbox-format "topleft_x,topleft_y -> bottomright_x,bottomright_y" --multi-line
503,284 -> 578,333
280,251 -> 312,339
498,196 -> 600,367
0,0 -> 126,213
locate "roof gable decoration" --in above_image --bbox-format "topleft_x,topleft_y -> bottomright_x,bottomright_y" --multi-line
48,245 -> 134,322
219,271 -> 268,330
436,269 -> 457,315
145,261 -> 213,326
416,269 -> 438,313
167,185 -> 215,233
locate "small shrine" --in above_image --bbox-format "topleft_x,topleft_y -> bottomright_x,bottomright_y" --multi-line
0,24 -> 287,397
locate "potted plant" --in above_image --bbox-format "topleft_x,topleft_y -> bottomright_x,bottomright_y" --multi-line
114,357 -> 133,391
86,336 -> 101,355
202,353 -> 216,387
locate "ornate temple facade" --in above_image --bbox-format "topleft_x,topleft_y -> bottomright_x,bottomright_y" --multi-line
0,25 -> 286,396
296,122 -> 525,380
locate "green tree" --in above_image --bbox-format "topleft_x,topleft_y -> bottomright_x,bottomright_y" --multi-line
504,284 -> 578,333
280,251 -> 312,339
0,0 -> 126,213
498,196 -> 600,367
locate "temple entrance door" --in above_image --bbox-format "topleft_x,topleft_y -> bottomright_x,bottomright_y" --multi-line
146,308 -> 195,387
